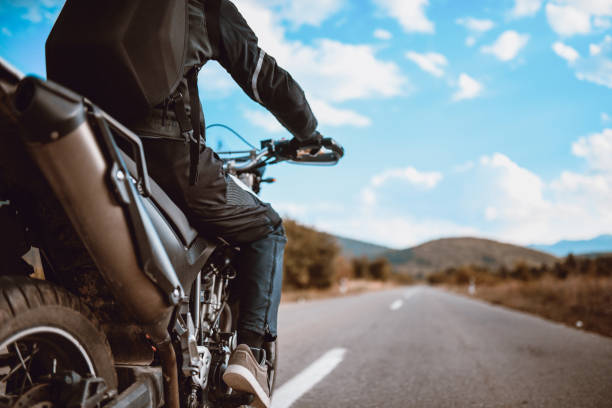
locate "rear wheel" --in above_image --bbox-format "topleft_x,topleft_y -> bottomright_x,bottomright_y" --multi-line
0,276 -> 117,407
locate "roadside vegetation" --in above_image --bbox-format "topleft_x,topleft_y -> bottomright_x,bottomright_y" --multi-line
427,254 -> 612,338
282,219 -> 410,300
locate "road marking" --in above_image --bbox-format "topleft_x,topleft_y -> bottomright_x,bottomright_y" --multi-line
271,348 -> 347,408
403,287 -> 422,300
390,299 -> 404,311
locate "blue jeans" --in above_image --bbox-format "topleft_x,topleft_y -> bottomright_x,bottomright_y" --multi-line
233,224 -> 286,340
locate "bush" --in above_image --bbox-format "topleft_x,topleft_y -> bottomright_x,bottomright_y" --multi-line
368,257 -> 392,281
283,219 -> 340,289
351,257 -> 370,279
425,253 -> 612,287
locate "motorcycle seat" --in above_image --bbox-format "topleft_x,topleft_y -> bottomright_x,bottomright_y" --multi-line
120,151 -> 198,246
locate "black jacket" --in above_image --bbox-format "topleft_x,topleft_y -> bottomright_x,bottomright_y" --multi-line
130,0 -> 318,142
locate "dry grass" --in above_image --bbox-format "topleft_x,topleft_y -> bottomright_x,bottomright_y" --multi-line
459,276 -> 612,338
281,279 -> 399,303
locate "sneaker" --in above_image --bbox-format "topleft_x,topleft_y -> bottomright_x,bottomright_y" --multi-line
223,344 -> 270,408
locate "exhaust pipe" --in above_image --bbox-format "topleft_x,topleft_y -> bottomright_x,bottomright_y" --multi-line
13,77 -> 179,407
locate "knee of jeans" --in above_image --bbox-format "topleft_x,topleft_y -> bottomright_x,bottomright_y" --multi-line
267,211 -> 286,241
273,223 -> 287,244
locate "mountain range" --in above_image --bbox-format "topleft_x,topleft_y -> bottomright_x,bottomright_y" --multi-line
334,235 -> 392,259
529,235 -> 612,257
333,236 -> 558,277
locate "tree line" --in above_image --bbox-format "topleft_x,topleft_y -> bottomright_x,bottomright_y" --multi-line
426,253 -> 612,286
282,219 -> 404,290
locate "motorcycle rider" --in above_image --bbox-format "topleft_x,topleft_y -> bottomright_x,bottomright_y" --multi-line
45,0 -> 321,404
124,1 -> 321,406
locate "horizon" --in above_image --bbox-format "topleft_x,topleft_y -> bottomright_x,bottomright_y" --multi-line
333,230 -> 612,252
1,0 -> 611,248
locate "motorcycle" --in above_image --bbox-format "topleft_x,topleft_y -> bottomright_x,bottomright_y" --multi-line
0,57 -> 344,408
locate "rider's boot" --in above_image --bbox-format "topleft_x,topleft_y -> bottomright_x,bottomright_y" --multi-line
223,344 -> 270,408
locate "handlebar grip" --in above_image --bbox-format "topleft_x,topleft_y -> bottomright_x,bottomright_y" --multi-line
321,138 -> 345,158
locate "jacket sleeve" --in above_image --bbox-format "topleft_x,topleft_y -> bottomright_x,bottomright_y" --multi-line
210,0 -> 318,141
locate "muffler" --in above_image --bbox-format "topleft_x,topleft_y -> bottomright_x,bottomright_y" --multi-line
13,77 -> 180,407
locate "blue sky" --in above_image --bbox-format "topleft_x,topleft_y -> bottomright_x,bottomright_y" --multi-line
1,0 -> 612,249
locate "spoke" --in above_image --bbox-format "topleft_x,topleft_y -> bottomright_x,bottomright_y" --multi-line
0,350 -> 37,385
13,343 -> 34,388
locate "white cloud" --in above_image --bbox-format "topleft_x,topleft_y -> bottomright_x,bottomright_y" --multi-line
590,43 -> 602,55
452,73 -> 483,101
360,166 -> 443,207
511,0 -> 543,18
217,1 -> 407,132
545,0 -> 612,36
274,201 -> 344,218
244,109 -> 285,133
316,214 -> 479,249
1,27 -> 11,37
309,98 -> 372,127
405,51 -> 448,77
235,1 -> 408,103
456,17 -> 494,47
302,39 -> 406,102
373,0 -> 434,33
573,35 -> 612,88
479,153 -> 549,222
455,145 -> 612,244
546,3 -> 592,36
554,35 -> 612,89
576,59 -> 612,88
198,64 -> 240,98
361,188 -> 377,206
456,17 -> 495,32
275,0 -> 344,27
552,41 -> 580,63
371,167 -> 443,189
602,112 -> 611,122
245,98 -> 371,132
551,171 -> 609,194
7,0 -> 62,23
373,28 -> 393,40
453,161 -> 475,173
572,128 -> 612,173
481,30 -> 530,61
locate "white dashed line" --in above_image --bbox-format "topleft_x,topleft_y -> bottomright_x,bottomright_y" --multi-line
390,299 -> 404,311
404,287 -> 422,300
271,348 -> 347,408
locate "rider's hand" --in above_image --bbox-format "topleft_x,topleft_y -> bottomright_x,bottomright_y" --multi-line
276,131 -> 323,158
306,131 -> 324,154
298,131 -> 324,155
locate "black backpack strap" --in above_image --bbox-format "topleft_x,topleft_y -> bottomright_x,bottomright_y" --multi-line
186,67 -> 203,186
171,73 -> 203,186
172,81 -> 193,144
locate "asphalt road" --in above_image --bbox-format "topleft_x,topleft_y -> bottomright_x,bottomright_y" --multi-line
271,287 -> 612,408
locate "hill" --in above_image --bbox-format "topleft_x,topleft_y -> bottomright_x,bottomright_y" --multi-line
530,235 -> 612,257
333,235 -> 392,259
383,237 -> 558,277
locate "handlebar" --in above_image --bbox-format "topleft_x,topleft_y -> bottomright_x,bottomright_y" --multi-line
221,137 -> 344,174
